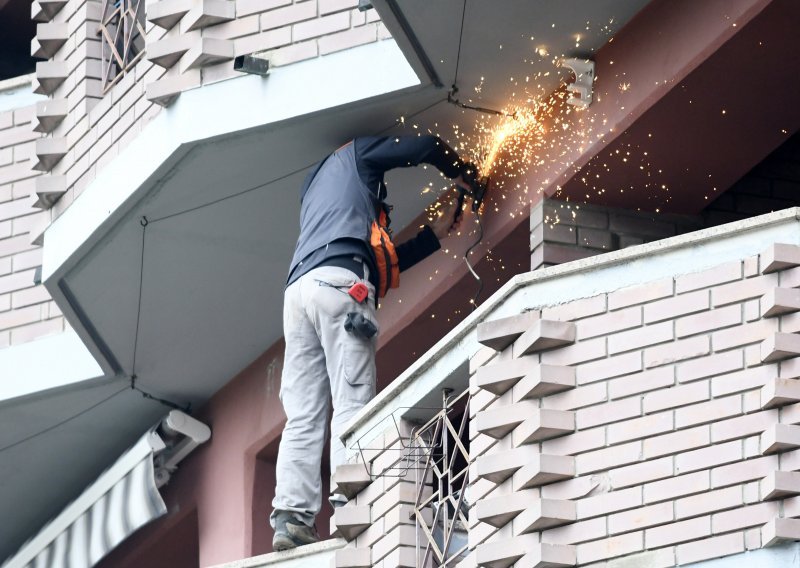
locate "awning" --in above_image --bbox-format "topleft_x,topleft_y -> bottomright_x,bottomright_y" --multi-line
3,411 -> 209,568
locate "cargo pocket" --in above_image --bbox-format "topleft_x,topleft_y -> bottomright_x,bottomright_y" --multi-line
342,340 -> 376,399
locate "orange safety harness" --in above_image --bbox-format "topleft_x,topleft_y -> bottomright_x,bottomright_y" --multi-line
370,203 -> 399,298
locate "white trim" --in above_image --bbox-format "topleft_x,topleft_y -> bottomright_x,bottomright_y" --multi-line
0,73 -> 35,92
208,539 -> 346,568
0,330 -> 103,403
42,39 -> 419,284
342,208 -> 800,452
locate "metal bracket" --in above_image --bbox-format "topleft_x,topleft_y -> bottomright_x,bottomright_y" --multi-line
560,58 -> 595,109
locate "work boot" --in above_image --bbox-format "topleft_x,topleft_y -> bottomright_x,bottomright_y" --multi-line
272,512 -> 319,551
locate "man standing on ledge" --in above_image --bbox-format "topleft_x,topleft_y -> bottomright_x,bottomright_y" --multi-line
271,135 -> 474,550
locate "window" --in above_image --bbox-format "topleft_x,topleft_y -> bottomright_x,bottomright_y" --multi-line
99,0 -> 145,92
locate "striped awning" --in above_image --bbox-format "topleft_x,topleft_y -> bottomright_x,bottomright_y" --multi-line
2,430 -> 168,568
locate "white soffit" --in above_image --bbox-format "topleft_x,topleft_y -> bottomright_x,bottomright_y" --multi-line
0,331 -> 102,403
42,40 -> 419,284
2,431 -> 167,568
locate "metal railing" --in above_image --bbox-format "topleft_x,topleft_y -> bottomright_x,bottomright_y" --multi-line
98,0 -> 145,93
411,388 -> 471,567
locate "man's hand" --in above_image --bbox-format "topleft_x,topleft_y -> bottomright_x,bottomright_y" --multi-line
430,196 -> 466,240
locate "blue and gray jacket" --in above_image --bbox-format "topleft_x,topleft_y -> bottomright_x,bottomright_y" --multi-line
287,135 -> 466,290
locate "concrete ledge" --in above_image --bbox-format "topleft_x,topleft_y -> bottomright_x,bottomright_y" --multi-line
208,539 -> 346,568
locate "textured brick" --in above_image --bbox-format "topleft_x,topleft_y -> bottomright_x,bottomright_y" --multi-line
513,320 -> 576,357
576,396 -> 640,429
761,378 -> 800,409
643,471 -> 709,504
761,423 -> 800,454
761,243 -> 800,274
578,352 -> 642,386
608,321 -> 672,355
293,11 -> 349,41
334,505 -> 371,541
542,382 -> 605,411
676,304 -> 741,337
711,364 -> 775,397
676,532 -> 744,565
675,261 -> 742,293
609,366 -> 673,399
371,525 -> 416,564
762,287 -> 800,318
644,425 -> 710,459
675,395 -> 741,429
675,485 -> 741,519
712,273 -> 778,307
712,501 -> 779,534
512,365 -> 576,402
541,428 -> 605,456
607,412 -> 673,444
645,516 -> 710,548
677,350 -> 743,383
644,290 -> 709,324
675,440 -> 742,475
761,470 -> 800,500
577,486 -> 641,519
542,477 -> 599,501
711,409 -> 777,443
610,456 -> 673,489
261,0 -> 317,30
608,502 -> 673,535
474,355 -> 539,396
541,517 -> 606,545
477,311 -> 539,351
512,499 -> 576,535
542,295 -> 606,322
540,337 -> 606,366
608,279 -> 673,310
576,532 -> 643,564
711,319 -> 778,351
644,335 -> 709,368
576,442 -> 642,476
512,409 -> 575,447
711,455 -> 779,488
761,332 -> 800,363
577,306 -> 641,340
512,455 -> 576,490
476,488 -> 537,528
476,400 -> 538,439
643,381 -> 707,413
762,517 -> 800,547
333,547 -> 370,568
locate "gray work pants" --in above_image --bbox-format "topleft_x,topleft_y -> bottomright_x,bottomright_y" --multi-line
271,264 -> 377,528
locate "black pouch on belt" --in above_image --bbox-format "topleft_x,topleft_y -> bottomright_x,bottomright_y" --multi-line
344,312 -> 377,339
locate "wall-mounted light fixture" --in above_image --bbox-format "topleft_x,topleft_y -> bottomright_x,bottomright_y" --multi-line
233,54 -> 270,77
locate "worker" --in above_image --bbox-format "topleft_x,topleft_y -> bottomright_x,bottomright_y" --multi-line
271,135 -> 475,551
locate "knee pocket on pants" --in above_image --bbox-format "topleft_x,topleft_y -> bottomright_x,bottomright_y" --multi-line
343,343 -> 374,391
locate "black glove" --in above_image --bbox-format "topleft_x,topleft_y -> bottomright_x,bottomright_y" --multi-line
344,312 -> 377,339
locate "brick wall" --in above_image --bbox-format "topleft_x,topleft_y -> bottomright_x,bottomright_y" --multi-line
0,104 -> 64,347
0,0 -> 387,348
462,242 -> 800,567
532,132 -> 800,271
330,419 -> 433,568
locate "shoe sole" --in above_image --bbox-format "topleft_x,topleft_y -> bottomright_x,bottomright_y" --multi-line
273,534 -> 297,552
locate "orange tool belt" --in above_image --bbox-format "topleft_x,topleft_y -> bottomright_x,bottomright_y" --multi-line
370,206 -> 399,298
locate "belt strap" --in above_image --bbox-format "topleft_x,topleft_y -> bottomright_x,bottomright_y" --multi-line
318,255 -> 365,279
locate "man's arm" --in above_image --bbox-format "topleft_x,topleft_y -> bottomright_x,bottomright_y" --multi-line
395,198 -> 464,272
354,135 -> 464,191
